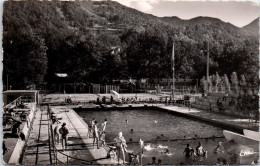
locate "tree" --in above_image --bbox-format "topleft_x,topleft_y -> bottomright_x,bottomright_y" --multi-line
208,76 -> 213,92
223,74 -> 231,92
230,72 -> 239,94
3,30 -> 48,89
200,76 -> 207,93
212,72 -> 221,92
239,74 -> 247,93
2,0 -> 258,89
220,77 -> 225,92
240,75 -> 247,87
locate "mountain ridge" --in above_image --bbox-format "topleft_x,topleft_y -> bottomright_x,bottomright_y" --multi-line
2,0 -> 259,88
243,18 -> 259,34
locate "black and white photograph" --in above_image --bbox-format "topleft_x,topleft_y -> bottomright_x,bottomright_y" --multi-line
1,0 -> 259,165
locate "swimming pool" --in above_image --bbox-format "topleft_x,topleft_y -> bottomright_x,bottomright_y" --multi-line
77,109 -> 223,141
75,108 -> 255,165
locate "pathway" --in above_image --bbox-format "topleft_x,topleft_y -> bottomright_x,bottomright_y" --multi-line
22,106 -> 51,165
22,105 -> 123,165
159,105 -> 259,132
51,106 -> 123,164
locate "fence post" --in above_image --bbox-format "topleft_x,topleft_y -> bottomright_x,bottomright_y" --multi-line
55,148 -> 57,165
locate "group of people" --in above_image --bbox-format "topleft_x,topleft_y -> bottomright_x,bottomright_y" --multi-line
53,122 -> 69,151
88,118 -> 141,165
148,156 -> 162,165
52,116 -> 134,164
88,118 -> 107,149
96,96 -> 114,104
3,103 -> 28,140
113,132 -> 143,165
183,142 -> 207,164
65,94 -> 72,103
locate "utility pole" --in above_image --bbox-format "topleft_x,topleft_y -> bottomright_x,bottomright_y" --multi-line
172,42 -> 175,99
7,74 -> 8,91
206,40 -> 209,93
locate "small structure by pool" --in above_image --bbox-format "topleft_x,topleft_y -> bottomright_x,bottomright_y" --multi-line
2,90 -> 39,105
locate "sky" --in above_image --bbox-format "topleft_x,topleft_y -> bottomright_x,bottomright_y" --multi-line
115,0 -> 259,27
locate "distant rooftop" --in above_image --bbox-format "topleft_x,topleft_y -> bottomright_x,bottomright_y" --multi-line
2,90 -> 38,94
55,73 -> 68,77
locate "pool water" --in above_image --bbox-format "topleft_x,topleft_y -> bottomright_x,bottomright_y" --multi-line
129,138 -> 227,165
76,109 -> 256,165
78,109 -> 223,142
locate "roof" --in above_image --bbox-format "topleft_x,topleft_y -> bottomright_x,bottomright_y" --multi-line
55,73 -> 68,77
2,90 -> 38,94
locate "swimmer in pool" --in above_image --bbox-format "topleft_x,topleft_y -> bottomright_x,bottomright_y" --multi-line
214,144 -> 221,154
196,142 -> 206,157
214,142 -> 223,154
162,148 -> 171,155
183,144 -> 192,158
184,144 -> 195,164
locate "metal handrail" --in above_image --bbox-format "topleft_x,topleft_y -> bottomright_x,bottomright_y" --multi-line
3,96 -> 22,110
3,96 -> 35,111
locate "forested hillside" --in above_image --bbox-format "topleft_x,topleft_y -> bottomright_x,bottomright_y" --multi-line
243,18 -> 259,35
2,0 -> 259,89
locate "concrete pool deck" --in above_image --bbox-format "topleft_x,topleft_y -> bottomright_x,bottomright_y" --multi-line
22,105 -> 123,165
73,103 -> 258,132
158,105 -> 259,133
21,101 -> 258,165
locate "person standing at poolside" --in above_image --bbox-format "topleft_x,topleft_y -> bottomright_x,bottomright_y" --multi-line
110,96 -> 113,104
188,99 -> 191,111
59,122 -> 69,150
91,118 -> 95,128
93,120 -> 100,149
96,97 -> 100,104
101,119 -> 107,132
54,125 -> 60,144
3,140 -> 10,155
100,131 -> 106,146
88,118 -> 95,138
90,118 -> 95,131
102,96 -> 106,104
114,132 -> 127,164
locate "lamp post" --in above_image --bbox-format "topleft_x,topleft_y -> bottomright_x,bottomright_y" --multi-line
206,40 -> 209,93
201,41 -> 210,94
139,138 -> 144,165
7,74 -> 8,91
172,42 -> 175,100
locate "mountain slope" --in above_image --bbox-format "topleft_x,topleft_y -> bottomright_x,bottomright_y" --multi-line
243,18 -> 259,35
2,0 -> 259,88
160,16 -> 257,37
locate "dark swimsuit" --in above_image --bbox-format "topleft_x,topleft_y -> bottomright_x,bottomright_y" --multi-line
184,147 -> 191,158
